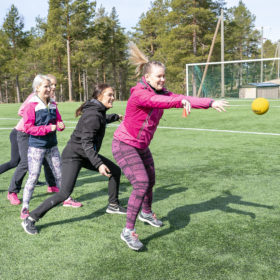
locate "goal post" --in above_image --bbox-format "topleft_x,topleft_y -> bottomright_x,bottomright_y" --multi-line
186,57 -> 280,98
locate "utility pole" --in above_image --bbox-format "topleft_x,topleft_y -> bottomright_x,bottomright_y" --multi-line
260,26 -> 264,83
221,9 -> 225,97
197,16 -> 221,97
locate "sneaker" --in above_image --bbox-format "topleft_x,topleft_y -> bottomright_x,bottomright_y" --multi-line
121,228 -> 143,251
20,208 -> 30,220
63,197 -> 83,208
138,211 -> 163,227
36,180 -> 46,186
7,192 -> 21,205
21,217 -> 38,235
47,186 -> 60,193
106,204 -> 127,215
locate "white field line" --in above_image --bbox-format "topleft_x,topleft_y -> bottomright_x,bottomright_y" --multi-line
106,124 -> 280,136
0,118 -> 280,136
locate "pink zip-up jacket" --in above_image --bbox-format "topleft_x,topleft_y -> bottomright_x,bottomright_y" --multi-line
15,93 -> 35,132
114,77 -> 214,149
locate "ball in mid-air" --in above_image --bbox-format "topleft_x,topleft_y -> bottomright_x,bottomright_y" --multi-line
251,98 -> 269,115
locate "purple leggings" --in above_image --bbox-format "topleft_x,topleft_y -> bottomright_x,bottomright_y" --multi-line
112,139 -> 155,230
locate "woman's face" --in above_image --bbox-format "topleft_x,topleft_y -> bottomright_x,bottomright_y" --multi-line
145,65 -> 165,91
49,77 -> 57,98
97,87 -> 115,109
37,79 -> 51,101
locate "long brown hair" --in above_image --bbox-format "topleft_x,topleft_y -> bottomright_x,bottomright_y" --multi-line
128,42 -> 165,77
75,84 -> 112,117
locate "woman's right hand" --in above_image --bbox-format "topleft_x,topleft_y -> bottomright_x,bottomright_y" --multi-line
98,164 -> 112,178
51,125 -> 57,131
182,99 -> 191,115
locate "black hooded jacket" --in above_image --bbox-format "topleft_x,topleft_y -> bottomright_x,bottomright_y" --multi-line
68,99 -> 119,169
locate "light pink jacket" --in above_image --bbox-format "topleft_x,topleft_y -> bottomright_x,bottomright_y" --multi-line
114,77 -> 214,149
15,93 -> 34,132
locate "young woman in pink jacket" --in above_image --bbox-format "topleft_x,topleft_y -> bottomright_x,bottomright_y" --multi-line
112,43 -> 228,251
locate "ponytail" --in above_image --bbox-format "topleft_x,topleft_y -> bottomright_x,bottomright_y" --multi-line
128,42 -> 165,77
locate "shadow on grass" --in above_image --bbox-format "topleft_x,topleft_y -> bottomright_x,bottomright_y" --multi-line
142,191 -> 274,245
36,206 -> 107,232
153,184 -> 186,203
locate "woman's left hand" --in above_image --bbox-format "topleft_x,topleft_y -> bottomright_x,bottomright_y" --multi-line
211,99 -> 229,112
118,114 -> 124,121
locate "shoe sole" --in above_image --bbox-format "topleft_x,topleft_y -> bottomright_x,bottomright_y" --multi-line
120,233 -> 143,251
138,215 -> 162,227
63,204 -> 82,208
21,222 -> 37,235
106,209 -> 127,215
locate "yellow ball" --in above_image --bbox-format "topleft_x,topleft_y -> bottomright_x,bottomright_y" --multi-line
251,98 -> 269,115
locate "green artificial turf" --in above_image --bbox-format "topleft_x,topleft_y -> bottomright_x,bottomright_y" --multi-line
0,100 -> 279,280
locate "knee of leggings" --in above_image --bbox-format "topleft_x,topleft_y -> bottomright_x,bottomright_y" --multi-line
58,189 -> 71,201
113,166 -> 121,178
134,181 -> 150,193
10,159 -> 20,168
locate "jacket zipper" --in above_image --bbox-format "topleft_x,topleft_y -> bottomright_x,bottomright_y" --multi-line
137,109 -> 153,139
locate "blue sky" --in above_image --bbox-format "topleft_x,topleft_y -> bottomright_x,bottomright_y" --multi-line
0,0 -> 279,42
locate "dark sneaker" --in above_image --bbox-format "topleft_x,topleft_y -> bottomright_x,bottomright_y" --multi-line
36,180 -> 46,186
138,211 -> 163,227
106,204 -> 127,215
121,228 -> 143,251
21,217 -> 38,235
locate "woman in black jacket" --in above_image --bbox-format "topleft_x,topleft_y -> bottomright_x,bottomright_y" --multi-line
22,84 -> 126,235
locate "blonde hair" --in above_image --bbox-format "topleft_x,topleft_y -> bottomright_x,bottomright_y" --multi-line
32,74 -> 50,92
47,74 -> 56,81
128,42 -> 165,77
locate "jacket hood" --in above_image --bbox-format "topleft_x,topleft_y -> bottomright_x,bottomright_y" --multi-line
82,99 -> 107,113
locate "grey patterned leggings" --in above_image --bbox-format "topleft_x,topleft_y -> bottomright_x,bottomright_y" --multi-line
22,146 -> 61,209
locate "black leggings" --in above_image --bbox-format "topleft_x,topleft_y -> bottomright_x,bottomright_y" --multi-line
0,129 -> 20,174
30,143 -> 121,221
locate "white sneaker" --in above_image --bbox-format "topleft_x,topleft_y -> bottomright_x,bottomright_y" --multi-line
121,228 -> 143,251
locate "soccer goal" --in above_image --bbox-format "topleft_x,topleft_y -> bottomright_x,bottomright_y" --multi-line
186,57 -> 280,98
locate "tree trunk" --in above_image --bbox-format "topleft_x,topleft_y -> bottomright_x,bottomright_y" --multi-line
78,69 -> 82,102
60,83 -> 63,102
111,29 -> 118,99
83,70 -> 87,101
86,69 -> 89,100
5,79 -> 8,103
16,75 -> 21,103
0,83 -> 2,103
96,69 -> 99,84
118,68 -> 123,101
67,37 -> 73,101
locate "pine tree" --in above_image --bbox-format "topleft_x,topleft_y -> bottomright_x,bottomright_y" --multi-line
2,4 -> 30,102
0,30 -> 11,102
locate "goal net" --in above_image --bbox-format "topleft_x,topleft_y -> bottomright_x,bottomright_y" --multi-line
186,58 -> 280,98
